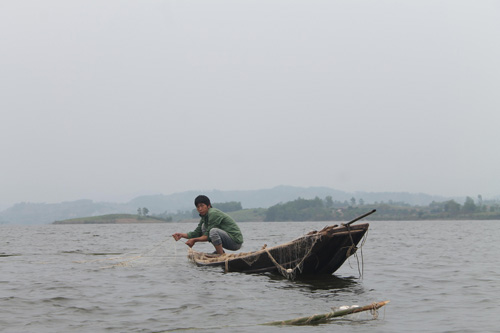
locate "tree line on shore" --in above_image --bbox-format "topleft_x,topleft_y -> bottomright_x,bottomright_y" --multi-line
154,195 -> 500,222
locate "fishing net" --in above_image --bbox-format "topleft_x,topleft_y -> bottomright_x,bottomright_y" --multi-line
261,233 -> 323,279
74,238 -> 183,269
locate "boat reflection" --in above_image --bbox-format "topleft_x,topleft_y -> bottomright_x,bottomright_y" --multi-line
265,272 -> 362,292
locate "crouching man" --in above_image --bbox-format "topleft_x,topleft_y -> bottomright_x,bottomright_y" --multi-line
172,195 -> 243,255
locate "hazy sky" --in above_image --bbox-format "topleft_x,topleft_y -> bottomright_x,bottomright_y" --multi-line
1,0 -> 499,207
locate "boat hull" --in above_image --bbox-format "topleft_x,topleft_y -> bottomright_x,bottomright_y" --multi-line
188,223 -> 369,277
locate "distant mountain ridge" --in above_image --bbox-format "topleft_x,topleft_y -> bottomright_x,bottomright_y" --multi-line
0,186 -> 454,225
129,186 -> 447,212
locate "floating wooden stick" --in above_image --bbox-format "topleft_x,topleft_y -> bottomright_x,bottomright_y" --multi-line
263,300 -> 389,326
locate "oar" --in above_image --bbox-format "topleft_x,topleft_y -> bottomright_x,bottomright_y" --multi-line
263,300 -> 389,325
345,209 -> 376,226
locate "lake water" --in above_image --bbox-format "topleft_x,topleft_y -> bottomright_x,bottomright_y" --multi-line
1,220 -> 499,333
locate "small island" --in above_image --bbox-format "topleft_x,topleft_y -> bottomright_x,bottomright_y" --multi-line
52,214 -> 169,225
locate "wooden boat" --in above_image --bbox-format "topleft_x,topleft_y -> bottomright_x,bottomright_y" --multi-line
188,210 -> 375,278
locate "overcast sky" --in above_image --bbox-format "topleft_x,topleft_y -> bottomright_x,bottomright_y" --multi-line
1,0 -> 499,207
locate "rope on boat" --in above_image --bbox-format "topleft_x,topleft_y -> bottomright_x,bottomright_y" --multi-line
263,234 -> 322,280
342,225 -> 369,278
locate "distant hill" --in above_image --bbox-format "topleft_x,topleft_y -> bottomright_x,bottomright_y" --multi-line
0,186 -> 455,225
52,214 -> 169,224
128,186 -> 448,212
0,200 -> 132,225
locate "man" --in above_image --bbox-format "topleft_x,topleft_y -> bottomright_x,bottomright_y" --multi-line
172,195 -> 243,255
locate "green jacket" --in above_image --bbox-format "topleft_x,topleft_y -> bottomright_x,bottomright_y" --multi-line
187,208 -> 243,244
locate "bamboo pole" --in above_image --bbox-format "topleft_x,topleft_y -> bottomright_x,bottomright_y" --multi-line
345,209 -> 377,226
263,300 -> 389,326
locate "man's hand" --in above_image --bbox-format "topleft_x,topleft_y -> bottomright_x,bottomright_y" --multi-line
184,235 -> 208,248
172,233 -> 187,241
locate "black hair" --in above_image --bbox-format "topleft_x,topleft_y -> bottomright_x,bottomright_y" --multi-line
194,195 -> 211,207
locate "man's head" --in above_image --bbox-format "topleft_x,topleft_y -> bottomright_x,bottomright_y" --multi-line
194,195 -> 211,216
